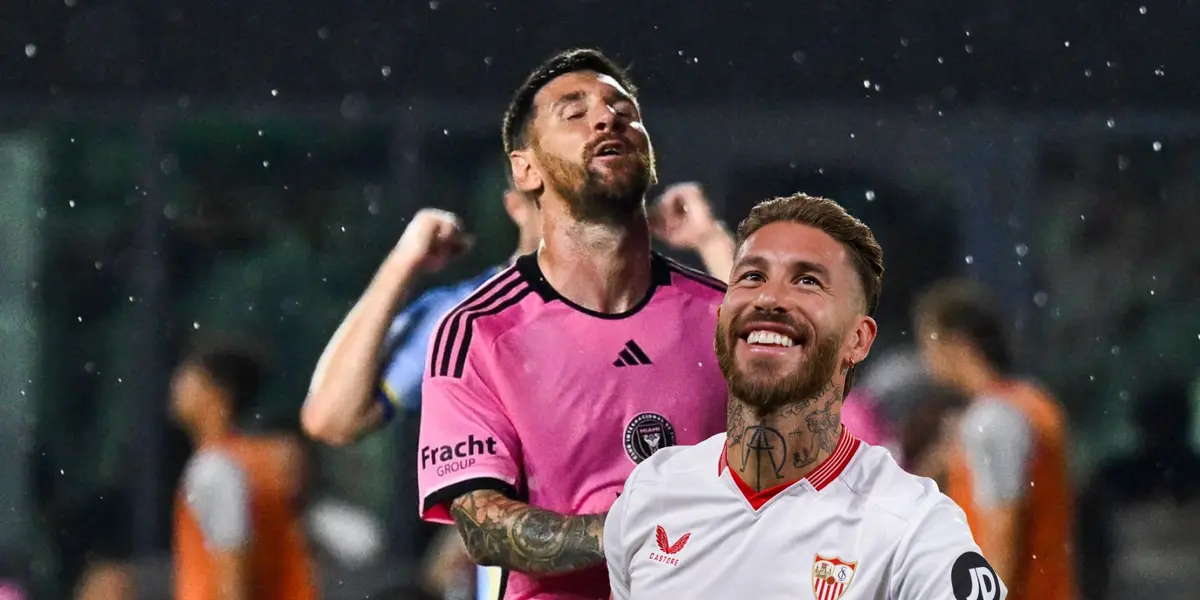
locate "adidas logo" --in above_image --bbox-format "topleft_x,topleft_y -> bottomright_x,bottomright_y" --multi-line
612,340 -> 653,367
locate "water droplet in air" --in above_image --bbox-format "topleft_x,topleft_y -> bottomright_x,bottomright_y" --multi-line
1152,141 -> 1162,151
68,200 -> 75,208
1064,41 -> 1071,48
193,322 -> 200,330
863,80 -> 871,89
1106,118 -> 1116,128
1139,6 -> 1147,14
1014,243 -> 1029,257
270,89 -> 279,97
262,160 -> 270,168
964,255 -> 975,265
24,44 -> 37,58
381,66 -> 392,77
864,190 -> 876,201
1110,346 -> 1121,356
1033,292 -> 1049,307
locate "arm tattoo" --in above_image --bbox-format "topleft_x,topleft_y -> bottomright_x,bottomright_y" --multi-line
448,490 -> 605,575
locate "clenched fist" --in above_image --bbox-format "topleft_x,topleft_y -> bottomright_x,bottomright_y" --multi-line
393,208 -> 473,272
650,182 -> 726,251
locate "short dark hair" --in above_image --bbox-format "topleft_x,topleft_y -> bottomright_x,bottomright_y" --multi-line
736,194 -> 884,397
914,279 -> 1014,372
181,337 -> 267,416
502,48 -> 638,156
736,193 -> 885,317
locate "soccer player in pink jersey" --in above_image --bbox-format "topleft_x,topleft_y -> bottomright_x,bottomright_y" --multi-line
415,48 -> 732,600
605,194 -> 1003,600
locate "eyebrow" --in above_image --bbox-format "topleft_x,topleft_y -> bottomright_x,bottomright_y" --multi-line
550,91 -> 587,113
734,255 -> 831,279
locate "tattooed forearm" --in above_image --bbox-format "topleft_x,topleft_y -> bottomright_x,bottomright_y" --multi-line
448,489 -> 605,575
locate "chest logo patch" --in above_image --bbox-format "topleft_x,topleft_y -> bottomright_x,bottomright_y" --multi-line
624,412 -> 677,463
812,554 -> 857,600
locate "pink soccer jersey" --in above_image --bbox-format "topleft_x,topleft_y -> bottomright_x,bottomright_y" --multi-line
418,251 -> 729,600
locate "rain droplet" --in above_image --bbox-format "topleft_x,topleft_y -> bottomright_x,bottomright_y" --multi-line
1138,5 -> 1147,14
270,89 -> 279,97
864,190 -> 876,201
262,160 -> 270,168
381,66 -> 392,77
68,200 -> 75,208
1154,67 -> 1165,76
1014,243 -> 1029,257
192,322 -> 200,330
937,57 -> 944,64
964,255 -> 975,265
257,130 -> 264,137
429,0 -> 439,8
1106,118 -> 1116,128
1064,41 -> 1071,48
1084,69 -> 1093,78
1152,141 -> 1162,151
1033,292 -> 1049,307
863,80 -> 871,89
1110,345 -> 1121,356
317,27 -> 330,40
24,44 -> 37,58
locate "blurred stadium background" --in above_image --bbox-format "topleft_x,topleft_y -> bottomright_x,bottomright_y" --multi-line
1,1 -> 1198,599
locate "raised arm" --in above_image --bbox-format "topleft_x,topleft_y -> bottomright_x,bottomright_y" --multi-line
302,209 -> 469,446
650,182 -> 736,283
448,489 -> 605,575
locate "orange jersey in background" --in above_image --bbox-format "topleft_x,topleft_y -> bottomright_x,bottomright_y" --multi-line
174,435 -> 317,600
946,380 -> 1075,600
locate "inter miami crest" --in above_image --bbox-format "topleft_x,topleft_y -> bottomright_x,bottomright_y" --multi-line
624,412 -> 676,463
812,554 -> 857,600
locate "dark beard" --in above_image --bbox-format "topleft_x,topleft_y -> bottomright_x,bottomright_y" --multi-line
715,318 -> 842,416
535,143 -> 652,226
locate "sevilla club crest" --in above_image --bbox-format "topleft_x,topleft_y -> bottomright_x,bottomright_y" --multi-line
812,554 -> 857,600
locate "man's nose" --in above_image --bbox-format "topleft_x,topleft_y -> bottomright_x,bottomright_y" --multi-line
752,287 -> 788,315
591,105 -> 624,133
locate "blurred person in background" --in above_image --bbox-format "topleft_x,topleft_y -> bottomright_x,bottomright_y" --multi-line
303,181 -> 733,597
1078,379 -> 1200,600
914,279 -> 1075,600
405,47 -> 733,600
171,339 -> 317,600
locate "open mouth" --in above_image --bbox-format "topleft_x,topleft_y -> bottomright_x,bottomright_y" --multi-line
592,139 -> 627,158
738,322 -> 810,351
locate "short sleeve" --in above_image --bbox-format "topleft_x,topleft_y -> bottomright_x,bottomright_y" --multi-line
183,451 -> 251,551
604,489 -> 634,599
959,401 -> 1034,507
418,355 -> 522,524
377,291 -> 444,419
890,497 -> 1007,600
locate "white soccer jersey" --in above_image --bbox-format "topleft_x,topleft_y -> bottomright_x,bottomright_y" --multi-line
605,428 -> 1006,600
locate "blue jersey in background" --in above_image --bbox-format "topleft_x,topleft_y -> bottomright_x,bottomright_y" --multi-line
376,265 -> 503,419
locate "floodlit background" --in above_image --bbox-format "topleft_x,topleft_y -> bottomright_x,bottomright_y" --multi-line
0,2 -> 1197,599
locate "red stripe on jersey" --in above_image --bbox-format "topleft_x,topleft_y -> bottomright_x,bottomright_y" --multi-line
428,268 -> 523,378
720,426 -> 860,509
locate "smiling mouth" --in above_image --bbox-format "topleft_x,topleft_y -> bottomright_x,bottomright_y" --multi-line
737,323 -> 811,350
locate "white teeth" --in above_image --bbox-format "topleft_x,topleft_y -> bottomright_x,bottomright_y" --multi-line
746,330 -> 795,347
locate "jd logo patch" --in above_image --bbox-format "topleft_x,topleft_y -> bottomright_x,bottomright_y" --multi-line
951,551 -> 1000,600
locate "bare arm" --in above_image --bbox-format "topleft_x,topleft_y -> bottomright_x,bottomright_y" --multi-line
651,182 -> 735,283
694,224 -> 735,284
448,489 -> 606,576
212,549 -> 249,600
302,208 -> 468,446
302,251 -> 422,445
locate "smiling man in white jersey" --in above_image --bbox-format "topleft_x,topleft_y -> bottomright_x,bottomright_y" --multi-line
605,193 -> 1006,600
415,49 -> 732,600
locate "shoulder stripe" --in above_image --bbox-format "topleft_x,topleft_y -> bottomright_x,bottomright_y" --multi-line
662,256 -> 727,292
428,268 -> 521,378
448,285 -> 533,378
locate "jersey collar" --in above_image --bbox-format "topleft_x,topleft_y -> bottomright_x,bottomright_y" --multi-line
718,426 -> 862,509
